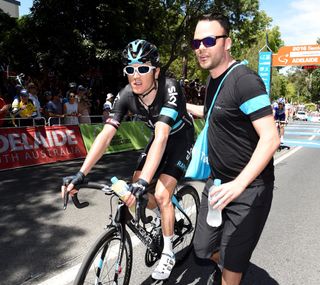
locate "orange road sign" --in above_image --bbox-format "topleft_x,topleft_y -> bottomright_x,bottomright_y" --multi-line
272,44 -> 320,66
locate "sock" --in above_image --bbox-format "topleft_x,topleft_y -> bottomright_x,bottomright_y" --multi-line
162,235 -> 174,256
280,136 -> 284,143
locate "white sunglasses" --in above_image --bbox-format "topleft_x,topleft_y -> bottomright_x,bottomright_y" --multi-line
123,65 -> 156,76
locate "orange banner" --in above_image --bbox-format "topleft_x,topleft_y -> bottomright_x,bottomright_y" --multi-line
272,44 -> 320,66
0,125 -> 87,170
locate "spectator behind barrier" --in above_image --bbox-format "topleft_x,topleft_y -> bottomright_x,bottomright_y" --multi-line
46,91 -> 64,125
63,91 -> 80,125
102,93 -> 114,122
11,89 -> 37,127
77,85 -> 92,124
27,82 -> 42,118
0,92 -> 11,127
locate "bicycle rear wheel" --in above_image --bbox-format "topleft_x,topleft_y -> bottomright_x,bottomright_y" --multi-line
74,228 -> 132,285
173,184 -> 200,264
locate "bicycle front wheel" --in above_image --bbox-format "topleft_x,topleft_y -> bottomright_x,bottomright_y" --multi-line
173,184 -> 200,263
74,228 -> 133,285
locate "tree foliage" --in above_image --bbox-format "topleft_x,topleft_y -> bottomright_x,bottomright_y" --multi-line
1,0 -> 318,104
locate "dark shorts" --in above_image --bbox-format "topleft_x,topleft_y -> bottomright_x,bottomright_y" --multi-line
193,178 -> 274,273
136,126 -> 194,181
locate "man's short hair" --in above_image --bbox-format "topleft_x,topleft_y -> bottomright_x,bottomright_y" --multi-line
198,13 -> 230,35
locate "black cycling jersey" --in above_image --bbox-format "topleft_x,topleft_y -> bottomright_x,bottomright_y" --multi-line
108,77 -> 193,134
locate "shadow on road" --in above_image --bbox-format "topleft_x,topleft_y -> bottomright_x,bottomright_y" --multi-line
0,151 -> 140,285
140,251 -> 279,285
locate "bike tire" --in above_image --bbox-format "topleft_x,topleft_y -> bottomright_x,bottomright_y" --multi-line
173,184 -> 200,264
73,228 -> 133,285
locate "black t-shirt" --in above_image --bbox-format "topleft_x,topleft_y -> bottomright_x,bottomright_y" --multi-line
109,77 -> 193,134
205,62 -> 274,185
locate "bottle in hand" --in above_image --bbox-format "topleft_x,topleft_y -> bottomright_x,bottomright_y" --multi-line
111,176 -> 135,215
207,179 -> 222,227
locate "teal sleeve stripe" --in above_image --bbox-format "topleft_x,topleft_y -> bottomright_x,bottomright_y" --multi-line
172,119 -> 183,130
240,94 -> 270,115
160,107 -> 178,120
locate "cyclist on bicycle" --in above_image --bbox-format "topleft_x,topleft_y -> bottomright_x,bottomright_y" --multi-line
61,39 -> 194,280
273,97 -> 288,144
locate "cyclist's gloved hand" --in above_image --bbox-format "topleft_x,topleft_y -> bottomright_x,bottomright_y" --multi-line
62,171 -> 85,188
61,171 -> 86,210
129,178 -> 149,197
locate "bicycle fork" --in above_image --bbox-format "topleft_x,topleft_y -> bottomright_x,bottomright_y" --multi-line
95,205 -> 127,285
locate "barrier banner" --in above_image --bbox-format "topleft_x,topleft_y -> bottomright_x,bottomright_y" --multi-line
194,119 -> 205,135
0,126 -> 87,171
80,121 -> 152,154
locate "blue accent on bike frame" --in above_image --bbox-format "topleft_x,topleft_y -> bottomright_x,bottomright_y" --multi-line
98,258 -> 103,269
240,94 -> 270,115
171,195 -> 184,212
160,107 -> 178,120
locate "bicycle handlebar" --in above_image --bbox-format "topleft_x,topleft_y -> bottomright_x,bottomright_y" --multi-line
63,181 -> 153,224
135,192 -> 153,224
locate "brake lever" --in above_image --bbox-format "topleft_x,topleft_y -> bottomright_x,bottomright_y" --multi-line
62,177 -> 89,210
63,190 -> 69,210
135,193 -> 152,224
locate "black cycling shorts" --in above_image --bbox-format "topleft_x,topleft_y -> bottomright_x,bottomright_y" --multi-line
136,126 -> 194,181
193,178 -> 274,273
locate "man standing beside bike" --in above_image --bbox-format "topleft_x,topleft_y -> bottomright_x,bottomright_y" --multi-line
273,98 -> 289,144
61,39 -> 194,281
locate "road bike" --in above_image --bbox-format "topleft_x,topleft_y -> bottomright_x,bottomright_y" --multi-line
275,120 -> 290,151
63,178 -> 200,285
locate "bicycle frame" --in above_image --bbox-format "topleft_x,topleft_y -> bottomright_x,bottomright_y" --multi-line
105,186 -> 193,260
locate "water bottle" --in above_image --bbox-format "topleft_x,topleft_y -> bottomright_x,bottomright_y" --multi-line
111,177 -> 135,215
207,179 -> 222,227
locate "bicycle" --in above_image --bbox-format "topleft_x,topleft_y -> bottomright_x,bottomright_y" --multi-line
275,120 -> 290,151
63,178 -> 200,285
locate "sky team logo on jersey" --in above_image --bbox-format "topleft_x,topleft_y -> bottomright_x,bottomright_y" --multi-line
167,86 -> 178,107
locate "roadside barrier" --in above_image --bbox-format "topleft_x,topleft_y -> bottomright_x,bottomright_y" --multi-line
1,116 -> 46,127
0,125 -> 87,171
0,119 -> 206,171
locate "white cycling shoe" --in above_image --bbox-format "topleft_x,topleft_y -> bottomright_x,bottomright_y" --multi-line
152,252 -> 176,280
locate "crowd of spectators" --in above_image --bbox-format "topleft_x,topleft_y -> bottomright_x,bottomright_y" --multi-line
0,74 -> 115,128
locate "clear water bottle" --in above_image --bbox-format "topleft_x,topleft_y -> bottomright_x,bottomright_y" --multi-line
111,176 -> 135,215
207,179 -> 222,227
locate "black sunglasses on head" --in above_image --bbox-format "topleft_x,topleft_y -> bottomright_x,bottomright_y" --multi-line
191,35 -> 228,50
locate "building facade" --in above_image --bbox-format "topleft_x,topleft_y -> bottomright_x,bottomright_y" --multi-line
0,0 -> 21,18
